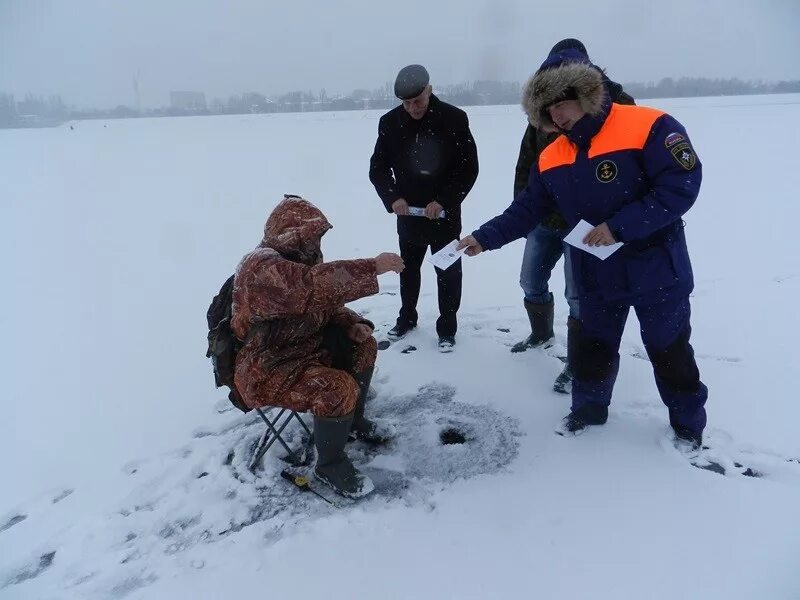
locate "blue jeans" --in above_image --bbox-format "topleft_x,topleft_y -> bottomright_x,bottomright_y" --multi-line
520,223 -> 578,318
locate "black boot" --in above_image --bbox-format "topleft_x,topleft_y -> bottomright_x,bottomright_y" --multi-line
669,411 -> 703,451
555,403 -> 608,437
553,317 -> 578,393
553,363 -> 573,394
511,299 -> 554,353
438,335 -> 456,353
672,425 -> 703,451
313,412 -> 374,499
351,367 -> 395,445
388,319 -> 416,341
555,411 -> 590,436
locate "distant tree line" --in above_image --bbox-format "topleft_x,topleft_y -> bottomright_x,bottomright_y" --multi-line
2,77 -> 799,129
625,76 -> 800,99
0,93 -> 68,127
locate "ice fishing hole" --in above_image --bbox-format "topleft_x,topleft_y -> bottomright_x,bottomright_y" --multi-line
440,427 -> 467,445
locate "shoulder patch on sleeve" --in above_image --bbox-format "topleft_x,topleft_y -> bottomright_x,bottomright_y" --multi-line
669,141 -> 697,170
664,132 -> 685,147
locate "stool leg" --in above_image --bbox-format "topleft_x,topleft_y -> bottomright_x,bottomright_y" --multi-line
250,408 -> 311,470
292,411 -> 312,437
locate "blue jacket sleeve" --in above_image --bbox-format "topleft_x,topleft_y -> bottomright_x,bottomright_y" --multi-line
473,168 -> 555,251
606,114 -> 702,242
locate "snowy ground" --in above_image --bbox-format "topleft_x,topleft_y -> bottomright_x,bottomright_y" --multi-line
2,94 -> 800,599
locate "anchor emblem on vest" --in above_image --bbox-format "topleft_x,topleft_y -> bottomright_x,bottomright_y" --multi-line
596,159 -> 618,183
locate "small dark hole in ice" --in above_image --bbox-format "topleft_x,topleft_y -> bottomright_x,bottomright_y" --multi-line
440,428 -> 466,445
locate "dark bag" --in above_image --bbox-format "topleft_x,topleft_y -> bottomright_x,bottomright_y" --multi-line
320,323 -> 357,372
206,274 -> 250,412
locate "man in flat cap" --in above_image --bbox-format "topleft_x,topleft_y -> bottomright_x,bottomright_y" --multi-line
369,64 -> 479,352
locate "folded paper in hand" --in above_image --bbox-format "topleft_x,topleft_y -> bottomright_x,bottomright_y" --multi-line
428,240 -> 465,270
564,220 -> 624,260
407,206 -> 445,219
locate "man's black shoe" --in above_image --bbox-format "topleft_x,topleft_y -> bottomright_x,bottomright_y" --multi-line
438,336 -> 456,353
387,321 -> 416,341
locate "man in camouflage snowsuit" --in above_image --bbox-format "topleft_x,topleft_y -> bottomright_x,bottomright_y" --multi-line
231,195 -> 404,498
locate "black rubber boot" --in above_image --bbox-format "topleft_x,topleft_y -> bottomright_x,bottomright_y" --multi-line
351,367 -> 395,445
313,412 -> 374,499
511,299 -> 554,353
553,317 -> 578,393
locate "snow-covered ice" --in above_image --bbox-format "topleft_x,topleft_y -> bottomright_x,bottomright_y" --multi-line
2,94 -> 800,599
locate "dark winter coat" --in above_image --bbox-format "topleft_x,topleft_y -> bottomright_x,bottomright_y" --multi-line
474,52 -> 702,305
369,94 -> 479,243
231,197 -> 378,414
513,72 -> 635,229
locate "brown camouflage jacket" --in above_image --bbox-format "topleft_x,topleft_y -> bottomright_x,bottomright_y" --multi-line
231,197 -> 378,409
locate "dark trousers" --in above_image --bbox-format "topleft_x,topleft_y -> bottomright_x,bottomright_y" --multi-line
570,291 -> 707,435
398,235 -> 462,337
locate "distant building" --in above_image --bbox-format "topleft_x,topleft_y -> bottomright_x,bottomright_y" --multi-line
170,91 -> 206,110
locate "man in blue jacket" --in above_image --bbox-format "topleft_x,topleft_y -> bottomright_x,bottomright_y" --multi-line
458,49 -> 708,446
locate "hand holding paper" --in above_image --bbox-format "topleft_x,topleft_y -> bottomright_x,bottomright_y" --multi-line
583,222 -> 617,247
564,220 -> 623,260
407,206 -> 445,219
428,240 -> 466,270
391,198 -> 410,216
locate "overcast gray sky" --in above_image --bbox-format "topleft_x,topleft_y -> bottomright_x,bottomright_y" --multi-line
2,0 -> 798,108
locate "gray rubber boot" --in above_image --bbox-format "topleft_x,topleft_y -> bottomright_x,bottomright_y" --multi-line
313,412 -> 374,499
511,299 -> 555,353
351,367 -> 395,445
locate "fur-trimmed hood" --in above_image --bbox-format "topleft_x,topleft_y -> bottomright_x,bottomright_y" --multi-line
522,49 -> 606,131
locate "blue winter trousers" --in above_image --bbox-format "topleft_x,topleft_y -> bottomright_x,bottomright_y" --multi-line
570,291 -> 707,436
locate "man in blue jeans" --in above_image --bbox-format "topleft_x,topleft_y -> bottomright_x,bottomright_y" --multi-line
516,224 -> 580,390
511,39 -> 634,395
